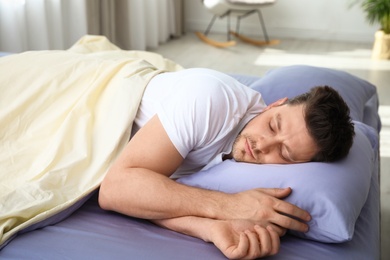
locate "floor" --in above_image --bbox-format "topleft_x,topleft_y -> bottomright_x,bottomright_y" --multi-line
149,32 -> 390,260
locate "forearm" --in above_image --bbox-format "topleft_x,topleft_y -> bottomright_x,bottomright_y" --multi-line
99,166 -> 310,233
152,216 -> 215,242
99,166 -> 233,220
153,216 -> 281,259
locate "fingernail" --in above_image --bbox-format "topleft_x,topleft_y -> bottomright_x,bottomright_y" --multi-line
305,225 -> 310,233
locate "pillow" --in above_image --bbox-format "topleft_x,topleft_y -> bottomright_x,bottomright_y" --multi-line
177,124 -> 374,243
248,65 -> 377,123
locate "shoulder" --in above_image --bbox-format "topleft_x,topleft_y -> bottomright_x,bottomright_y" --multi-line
167,68 -> 260,105
155,68 -> 265,124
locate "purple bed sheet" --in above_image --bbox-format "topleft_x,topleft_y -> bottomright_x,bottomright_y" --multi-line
0,163 -> 380,259
0,64 -> 381,259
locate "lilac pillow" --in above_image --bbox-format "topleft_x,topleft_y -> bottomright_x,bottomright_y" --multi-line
177,124 -> 375,243
248,65 -> 377,123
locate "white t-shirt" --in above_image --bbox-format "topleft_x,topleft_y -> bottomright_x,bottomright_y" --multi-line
132,68 -> 266,178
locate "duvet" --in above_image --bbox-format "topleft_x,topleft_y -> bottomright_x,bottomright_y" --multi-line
0,35 -> 182,247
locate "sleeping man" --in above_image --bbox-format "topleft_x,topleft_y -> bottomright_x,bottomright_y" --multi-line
98,68 -> 355,259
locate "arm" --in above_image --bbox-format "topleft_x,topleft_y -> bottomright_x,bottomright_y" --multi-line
99,115 -> 310,230
99,114 -> 230,219
152,216 -> 280,259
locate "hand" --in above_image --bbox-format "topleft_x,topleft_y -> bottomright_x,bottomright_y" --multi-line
225,187 -> 310,233
210,219 -> 280,259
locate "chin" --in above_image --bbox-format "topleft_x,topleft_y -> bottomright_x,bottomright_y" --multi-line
233,153 -> 256,164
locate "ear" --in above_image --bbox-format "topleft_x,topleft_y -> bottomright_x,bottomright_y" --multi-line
263,97 -> 288,112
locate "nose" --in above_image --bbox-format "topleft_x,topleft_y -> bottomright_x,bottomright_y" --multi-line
256,136 -> 278,154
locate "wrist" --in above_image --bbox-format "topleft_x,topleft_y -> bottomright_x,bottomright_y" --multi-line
201,191 -> 235,220
208,219 -> 228,243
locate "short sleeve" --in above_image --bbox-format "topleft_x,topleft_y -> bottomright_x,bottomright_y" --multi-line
156,69 -> 265,158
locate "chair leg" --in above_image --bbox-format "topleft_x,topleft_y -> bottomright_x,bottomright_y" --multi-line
196,11 -> 236,48
229,9 -> 279,46
227,10 -> 232,41
236,16 -> 241,35
204,12 -> 233,41
256,9 -> 270,43
204,15 -> 218,36
198,6 -> 277,47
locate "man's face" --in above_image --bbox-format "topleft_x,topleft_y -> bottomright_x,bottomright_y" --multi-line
231,103 -> 318,164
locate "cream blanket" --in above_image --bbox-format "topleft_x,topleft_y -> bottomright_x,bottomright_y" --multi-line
0,35 -> 183,247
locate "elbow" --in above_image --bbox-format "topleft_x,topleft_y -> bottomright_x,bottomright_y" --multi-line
98,175 -> 114,211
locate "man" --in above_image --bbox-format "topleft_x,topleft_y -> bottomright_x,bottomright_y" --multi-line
99,68 -> 354,259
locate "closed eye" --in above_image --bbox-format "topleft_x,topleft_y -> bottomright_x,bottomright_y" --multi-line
279,146 -> 290,162
269,117 -> 277,133
269,121 -> 274,132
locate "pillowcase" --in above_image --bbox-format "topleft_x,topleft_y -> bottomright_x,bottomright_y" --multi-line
177,124 -> 374,243
248,65 -> 377,123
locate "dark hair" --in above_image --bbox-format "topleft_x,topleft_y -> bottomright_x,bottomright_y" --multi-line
286,86 -> 355,162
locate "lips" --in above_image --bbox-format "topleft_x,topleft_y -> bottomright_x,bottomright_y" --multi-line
245,138 -> 255,159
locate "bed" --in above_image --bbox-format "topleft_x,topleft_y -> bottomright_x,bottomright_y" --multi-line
0,36 -> 381,259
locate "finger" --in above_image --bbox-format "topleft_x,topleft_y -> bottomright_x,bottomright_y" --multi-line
255,225 -> 272,257
267,226 -> 281,255
256,187 -> 292,199
273,198 -> 311,223
273,213 -> 310,233
244,230 -> 262,259
232,232 -> 250,259
269,224 -> 287,237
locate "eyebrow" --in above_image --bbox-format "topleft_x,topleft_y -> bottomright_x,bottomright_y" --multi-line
276,113 -> 281,132
276,113 -> 297,163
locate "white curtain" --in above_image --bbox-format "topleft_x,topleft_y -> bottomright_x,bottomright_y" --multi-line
0,0 -> 183,52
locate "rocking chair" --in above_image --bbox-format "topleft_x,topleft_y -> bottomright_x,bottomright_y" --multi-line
196,0 -> 279,47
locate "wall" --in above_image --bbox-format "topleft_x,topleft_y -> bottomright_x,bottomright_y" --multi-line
184,0 -> 378,43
